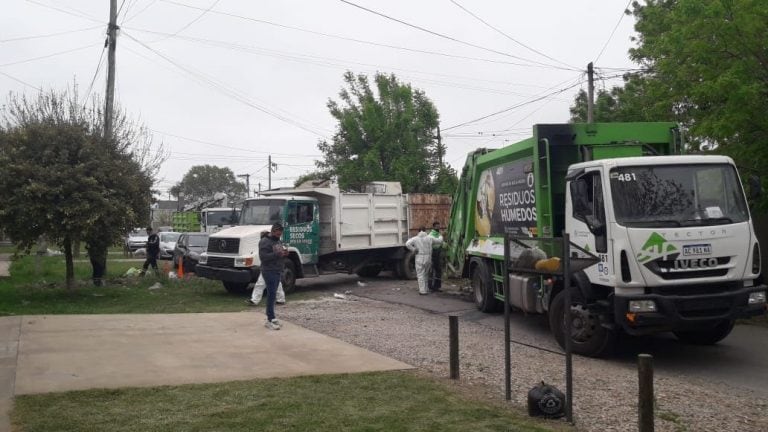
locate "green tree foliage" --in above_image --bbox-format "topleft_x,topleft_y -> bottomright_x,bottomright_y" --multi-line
570,0 -> 768,206
318,72 -> 451,193
170,165 -> 246,202
629,0 -> 768,172
0,87 -> 162,289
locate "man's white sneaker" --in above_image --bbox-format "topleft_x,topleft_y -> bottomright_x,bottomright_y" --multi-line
265,319 -> 281,330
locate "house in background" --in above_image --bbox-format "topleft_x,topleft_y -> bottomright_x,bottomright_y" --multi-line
151,200 -> 179,231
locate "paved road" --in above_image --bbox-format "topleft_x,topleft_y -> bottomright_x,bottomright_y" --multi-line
308,273 -> 768,398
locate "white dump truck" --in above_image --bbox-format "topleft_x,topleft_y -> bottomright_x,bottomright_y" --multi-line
195,181 -> 448,293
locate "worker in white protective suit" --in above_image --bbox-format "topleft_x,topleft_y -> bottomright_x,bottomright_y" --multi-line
405,227 -> 443,295
246,230 -> 286,306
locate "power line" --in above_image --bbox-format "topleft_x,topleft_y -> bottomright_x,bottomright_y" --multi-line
83,46 -> 108,105
158,0 -> 574,71
152,0 -> 220,43
0,43 -> 99,67
25,0 -> 103,23
124,27 -> 569,98
0,25 -> 102,43
0,70 -> 41,91
123,0 -> 160,24
448,0 -> 576,70
338,0 -> 579,71
122,31 -> 330,138
150,128 -> 322,158
443,77 -> 585,131
594,0 -> 634,63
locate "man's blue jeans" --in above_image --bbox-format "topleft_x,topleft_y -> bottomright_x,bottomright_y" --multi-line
262,270 -> 282,322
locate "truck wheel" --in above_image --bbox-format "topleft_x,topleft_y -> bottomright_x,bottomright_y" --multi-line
356,265 -> 382,278
673,319 -> 735,345
472,260 -> 502,312
223,281 -> 250,295
548,288 -> 615,357
282,260 -> 297,294
396,250 -> 417,280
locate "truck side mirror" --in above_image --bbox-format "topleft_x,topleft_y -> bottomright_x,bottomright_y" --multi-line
585,215 -> 606,236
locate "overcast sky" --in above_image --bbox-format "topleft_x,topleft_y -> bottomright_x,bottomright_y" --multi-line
1,0 -> 638,197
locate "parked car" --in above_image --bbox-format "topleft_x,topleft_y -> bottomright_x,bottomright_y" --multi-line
173,232 -> 209,272
125,228 -> 148,253
158,232 -> 181,260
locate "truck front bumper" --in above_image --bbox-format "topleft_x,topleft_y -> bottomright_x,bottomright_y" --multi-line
195,265 -> 257,284
615,284 -> 767,335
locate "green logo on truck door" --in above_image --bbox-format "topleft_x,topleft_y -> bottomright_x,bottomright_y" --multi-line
636,232 -> 679,264
284,201 -> 319,264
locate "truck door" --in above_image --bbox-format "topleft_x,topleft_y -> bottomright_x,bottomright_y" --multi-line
285,201 -> 319,264
568,169 -> 611,284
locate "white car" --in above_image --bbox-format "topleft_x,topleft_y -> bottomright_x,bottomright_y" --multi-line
158,231 -> 181,260
125,229 -> 148,252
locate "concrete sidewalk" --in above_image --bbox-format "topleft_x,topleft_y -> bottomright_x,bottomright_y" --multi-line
0,312 -> 412,431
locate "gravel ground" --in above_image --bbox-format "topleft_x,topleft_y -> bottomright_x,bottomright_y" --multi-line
279,288 -> 768,432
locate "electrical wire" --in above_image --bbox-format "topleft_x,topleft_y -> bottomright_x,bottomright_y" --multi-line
0,25 -> 102,43
443,75 -> 585,131
123,27 -> 567,98
122,31 -> 330,138
339,0 -> 580,71
159,0 -> 575,71
594,0 -> 633,63
123,0 -> 160,24
448,0 -> 576,70
0,43 -> 99,67
82,46 -> 107,106
150,128 -> 322,158
151,0 -> 220,43
25,0 -> 103,24
0,70 -> 42,91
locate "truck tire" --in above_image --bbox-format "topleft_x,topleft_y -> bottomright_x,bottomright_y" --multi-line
223,281 -> 251,295
282,260 -> 297,294
396,250 -> 417,280
548,288 -> 615,357
356,265 -> 382,278
673,319 -> 735,345
472,260 -> 502,312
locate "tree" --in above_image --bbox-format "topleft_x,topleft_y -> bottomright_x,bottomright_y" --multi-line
629,0 -> 768,174
0,86 -> 162,289
317,72 -> 448,193
171,165 -> 246,203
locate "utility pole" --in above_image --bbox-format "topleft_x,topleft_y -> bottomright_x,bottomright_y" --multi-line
587,62 -> 595,124
436,125 -> 444,166
267,155 -> 277,190
104,0 -> 118,139
237,174 -> 250,198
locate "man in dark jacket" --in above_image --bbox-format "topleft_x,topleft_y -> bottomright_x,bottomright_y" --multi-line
140,227 -> 160,276
259,223 -> 288,330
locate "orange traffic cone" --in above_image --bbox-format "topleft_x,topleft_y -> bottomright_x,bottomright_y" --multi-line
177,259 -> 184,279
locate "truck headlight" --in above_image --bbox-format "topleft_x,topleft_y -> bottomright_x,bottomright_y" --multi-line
198,254 -> 207,265
234,257 -> 254,267
748,291 -> 766,305
629,300 -> 657,313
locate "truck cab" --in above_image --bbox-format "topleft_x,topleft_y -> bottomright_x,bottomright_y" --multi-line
566,156 -> 764,342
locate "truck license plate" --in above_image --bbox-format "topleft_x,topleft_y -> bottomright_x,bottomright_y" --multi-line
682,244 -> 712,256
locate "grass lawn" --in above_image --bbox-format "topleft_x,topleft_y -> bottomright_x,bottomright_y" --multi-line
12,371 -> 564,432
0,255 -> 312,315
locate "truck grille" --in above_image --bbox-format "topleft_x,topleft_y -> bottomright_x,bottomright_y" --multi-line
207,238 -> 240,254
651,257 -> 730,280
677,297 -> 733,318
206,256 -> 234,268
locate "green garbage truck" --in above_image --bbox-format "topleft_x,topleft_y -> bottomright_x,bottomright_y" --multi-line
444,122 -> 767,357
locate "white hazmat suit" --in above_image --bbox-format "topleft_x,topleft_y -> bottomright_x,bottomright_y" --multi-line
405,231 -> 443,294
250,273 -> 286,305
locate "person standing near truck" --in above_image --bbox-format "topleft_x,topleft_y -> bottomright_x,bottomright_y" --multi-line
259,223 -> 288,330
140,227 -> 160,276
406,227 -> 443,295
247,230 -> 286,306
428,222 -> 444,292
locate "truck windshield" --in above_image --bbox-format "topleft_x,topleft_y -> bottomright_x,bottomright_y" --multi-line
205,210 -> 239,226
239,199 -> 285,225
610,164 -> 749,227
